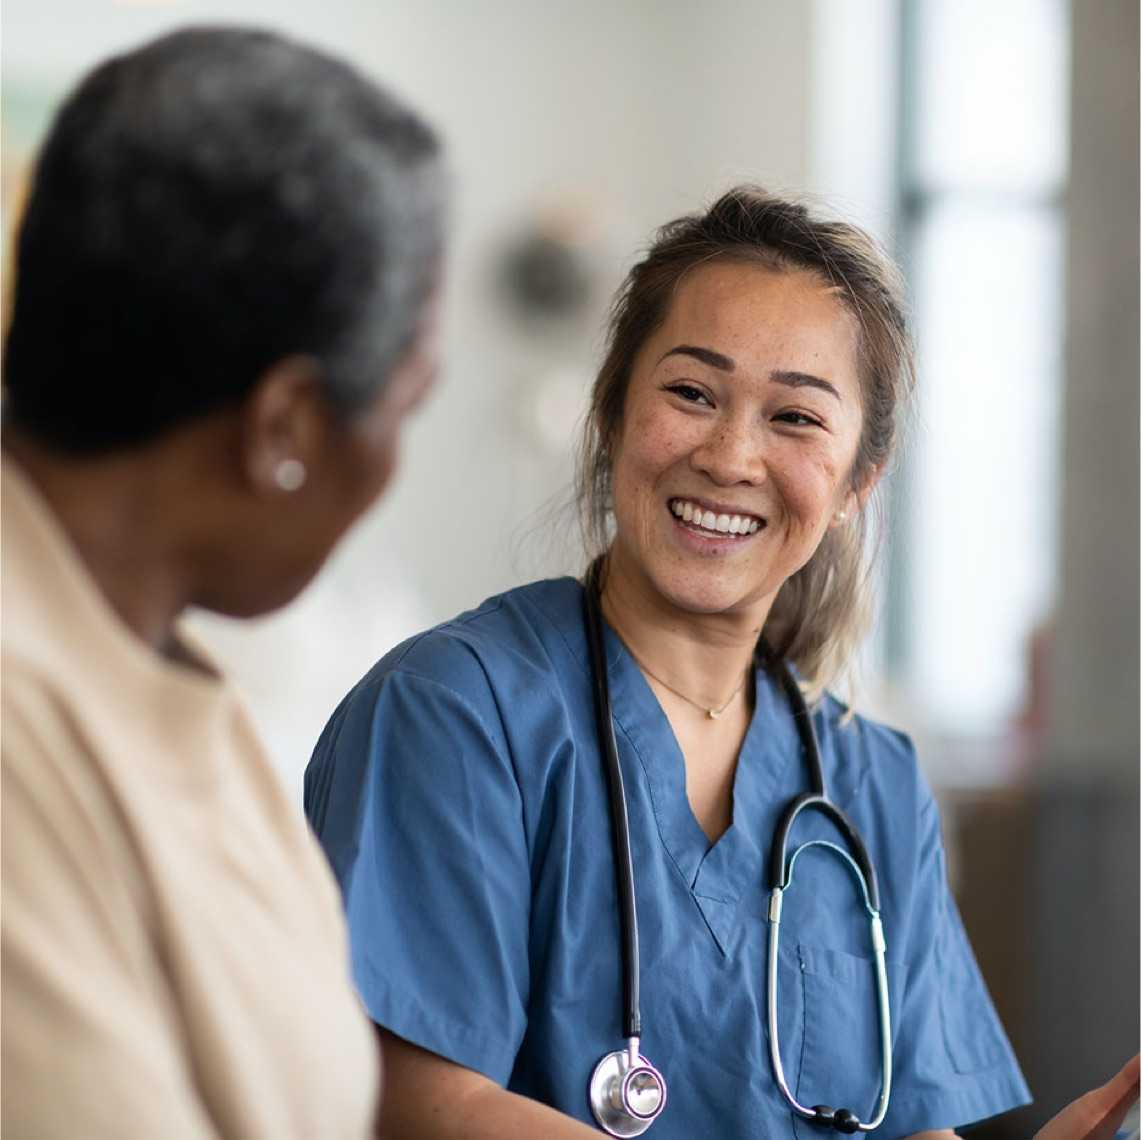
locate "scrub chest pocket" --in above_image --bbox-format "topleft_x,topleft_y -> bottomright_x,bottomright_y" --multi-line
787,944 -> 905,1137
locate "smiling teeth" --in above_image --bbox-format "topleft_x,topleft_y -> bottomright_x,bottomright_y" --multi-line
670,499 -> 761,535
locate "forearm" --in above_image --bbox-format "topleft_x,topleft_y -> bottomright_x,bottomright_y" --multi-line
378,1079 -> 599,1140
374,1027 -> 597,1140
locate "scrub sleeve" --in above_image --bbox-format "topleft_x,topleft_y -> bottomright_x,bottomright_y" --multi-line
307,652 -> 531,1085
874,781 -> 1029,1135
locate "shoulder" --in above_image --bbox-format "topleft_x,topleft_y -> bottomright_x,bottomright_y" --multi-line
308,578 -> 586,785
396,576 -> 583,671
2,664 -> 149,913
338,577 -> 585,713
809,691 -> 932,815
306,579 -> 588,849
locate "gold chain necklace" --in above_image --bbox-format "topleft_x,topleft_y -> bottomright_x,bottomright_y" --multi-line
627,649 -> 749,720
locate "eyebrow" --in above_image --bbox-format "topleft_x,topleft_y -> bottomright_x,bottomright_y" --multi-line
659,344 -> 735,372
660,345 -> 841,401
771,369 -> 841,401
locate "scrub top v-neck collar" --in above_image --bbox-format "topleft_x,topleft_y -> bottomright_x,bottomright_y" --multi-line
570,595 -> 802,954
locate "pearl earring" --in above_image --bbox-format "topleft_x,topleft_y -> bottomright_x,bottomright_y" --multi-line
834,509 -> 848,524
274,458 -> 307,492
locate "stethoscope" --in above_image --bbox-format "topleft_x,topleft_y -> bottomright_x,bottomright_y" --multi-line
582,561 -> 892,1136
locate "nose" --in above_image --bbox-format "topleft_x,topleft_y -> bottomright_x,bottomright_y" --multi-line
690,415 -> 765,487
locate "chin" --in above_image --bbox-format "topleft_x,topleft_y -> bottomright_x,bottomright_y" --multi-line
201,565 -> 323,621
647,561 -> 761,617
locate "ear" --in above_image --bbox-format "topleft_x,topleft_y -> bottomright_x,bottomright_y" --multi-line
238,356 -> 329,496
830,463 -> 884,529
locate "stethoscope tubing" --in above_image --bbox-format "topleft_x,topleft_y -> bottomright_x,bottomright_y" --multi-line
582,561 -> 892,1133
584,565 -> 641,1040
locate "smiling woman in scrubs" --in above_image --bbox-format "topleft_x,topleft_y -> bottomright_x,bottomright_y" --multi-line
305,188 -> 1117,1138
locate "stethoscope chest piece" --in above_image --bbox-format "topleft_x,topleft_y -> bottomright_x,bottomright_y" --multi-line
589,1045 -> 667,1137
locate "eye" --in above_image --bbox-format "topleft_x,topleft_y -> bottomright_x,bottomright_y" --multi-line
665,382 -> 713,407
774,410 -> 824,429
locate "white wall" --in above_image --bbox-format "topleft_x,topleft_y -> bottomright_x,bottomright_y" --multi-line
4,1 -> 814,797
806,0 -> 899,244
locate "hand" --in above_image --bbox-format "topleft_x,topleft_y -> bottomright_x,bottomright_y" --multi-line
1036,1056 -> 1140,1140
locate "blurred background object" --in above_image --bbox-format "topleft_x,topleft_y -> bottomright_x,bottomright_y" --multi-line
3,0 -> 1136,1128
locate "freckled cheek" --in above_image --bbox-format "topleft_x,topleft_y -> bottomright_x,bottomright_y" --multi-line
774,456 -> 844,535
621,414 -> 692,495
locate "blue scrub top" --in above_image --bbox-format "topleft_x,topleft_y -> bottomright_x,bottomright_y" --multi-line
306,579 -> 1030,1136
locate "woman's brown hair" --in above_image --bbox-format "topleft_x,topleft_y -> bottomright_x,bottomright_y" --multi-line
576,185 -> 915,698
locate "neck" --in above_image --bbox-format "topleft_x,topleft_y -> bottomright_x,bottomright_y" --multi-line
598,546 -> 773,711
5,432 -> 204,655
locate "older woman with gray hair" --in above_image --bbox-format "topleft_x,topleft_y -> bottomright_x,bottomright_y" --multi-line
2,26 -> 444,1139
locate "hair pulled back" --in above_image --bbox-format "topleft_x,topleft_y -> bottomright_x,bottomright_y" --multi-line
577,186 -> 915,696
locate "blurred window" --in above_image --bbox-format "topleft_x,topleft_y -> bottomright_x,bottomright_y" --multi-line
893,0 -> 1069,741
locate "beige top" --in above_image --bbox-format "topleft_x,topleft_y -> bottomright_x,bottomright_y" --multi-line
1,459 -> 378,1139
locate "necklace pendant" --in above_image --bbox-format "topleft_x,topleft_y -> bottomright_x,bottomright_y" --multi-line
707,708 -> 720,720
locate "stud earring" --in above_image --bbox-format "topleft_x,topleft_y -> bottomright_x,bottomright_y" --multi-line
834,509 -> 848,524
274,458 -> 307,492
